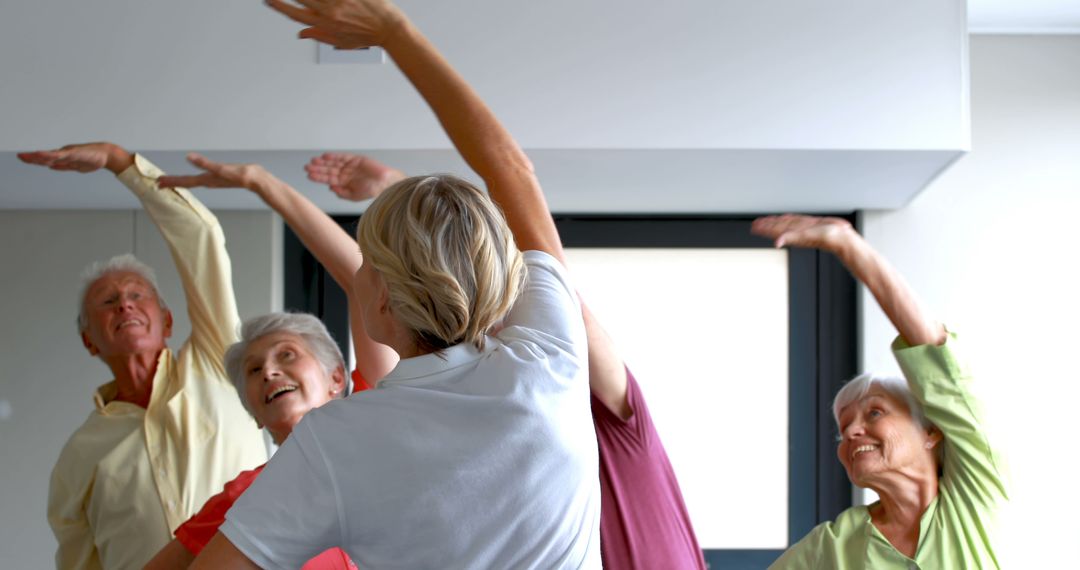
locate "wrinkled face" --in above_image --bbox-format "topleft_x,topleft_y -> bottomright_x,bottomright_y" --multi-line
242,331 -> 343,444
81,271 -> 172,358
836,385 -> 939,487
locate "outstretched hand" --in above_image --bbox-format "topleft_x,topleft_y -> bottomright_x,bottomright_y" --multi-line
265,0 -> 405,49
751,214 -> 857,253
305,152 -> 406,201
156,153 -> 269,190
17,142 -> 132,175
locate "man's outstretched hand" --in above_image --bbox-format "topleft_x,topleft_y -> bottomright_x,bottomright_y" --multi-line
18,142 -> 134,175
305,152 -> 406,202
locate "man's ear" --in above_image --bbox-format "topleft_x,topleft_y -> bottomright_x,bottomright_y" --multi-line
163,309 -> 174,339
81,331 -> 99,356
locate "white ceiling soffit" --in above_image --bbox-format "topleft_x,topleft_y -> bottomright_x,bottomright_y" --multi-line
0,149 -> 963,214
0,0 -> 969,213
969,0 -> 1080,35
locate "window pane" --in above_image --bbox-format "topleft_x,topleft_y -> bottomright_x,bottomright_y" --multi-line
566,248 -> 789,549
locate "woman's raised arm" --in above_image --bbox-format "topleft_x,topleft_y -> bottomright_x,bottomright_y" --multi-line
752,214 -> 946,347
158,153 -> 398,384
266,0 -> 564,261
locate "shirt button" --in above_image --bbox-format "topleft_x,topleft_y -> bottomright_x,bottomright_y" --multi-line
168,500 -> 176,510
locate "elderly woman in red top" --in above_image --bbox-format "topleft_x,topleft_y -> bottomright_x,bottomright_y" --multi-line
144,157 -> 398,569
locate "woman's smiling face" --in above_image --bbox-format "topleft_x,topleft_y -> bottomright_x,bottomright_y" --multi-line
242,331 -> 344,444
836,385 -> 939,487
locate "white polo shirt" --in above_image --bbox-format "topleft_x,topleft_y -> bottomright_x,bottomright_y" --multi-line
221,251 -> 600,569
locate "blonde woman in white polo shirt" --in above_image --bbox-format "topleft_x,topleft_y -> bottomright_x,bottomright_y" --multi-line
187,0 -> 600,568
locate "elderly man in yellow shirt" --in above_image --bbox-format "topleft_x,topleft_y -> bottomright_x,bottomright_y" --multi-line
19,142 -> 268,570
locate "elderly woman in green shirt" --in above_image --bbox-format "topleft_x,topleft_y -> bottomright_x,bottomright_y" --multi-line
754,215 -> 1008,570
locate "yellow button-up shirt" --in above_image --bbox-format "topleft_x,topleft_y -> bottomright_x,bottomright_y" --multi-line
47,155 -> 268,570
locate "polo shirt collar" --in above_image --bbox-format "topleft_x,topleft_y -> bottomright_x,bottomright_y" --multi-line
379,339 -> 496,386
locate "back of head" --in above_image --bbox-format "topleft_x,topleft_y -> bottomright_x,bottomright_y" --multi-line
356,174 -> 525,354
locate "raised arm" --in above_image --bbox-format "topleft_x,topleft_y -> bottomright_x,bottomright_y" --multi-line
751,214 -> 946,347
310,150 -> 633,416
267,0 -> 562,261
19,142 -> 241,365
158,154 -> 398,384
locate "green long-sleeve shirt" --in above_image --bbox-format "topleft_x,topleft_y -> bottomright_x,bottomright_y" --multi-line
770,333 -> 1008,569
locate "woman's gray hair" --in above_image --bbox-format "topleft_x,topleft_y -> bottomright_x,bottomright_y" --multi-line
76,253 -> 168,333
224,312 -> 347,415
832,373 -> 930,431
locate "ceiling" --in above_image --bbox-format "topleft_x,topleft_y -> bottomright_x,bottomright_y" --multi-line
969,0 -> 1080,33
0,0 -> 974,213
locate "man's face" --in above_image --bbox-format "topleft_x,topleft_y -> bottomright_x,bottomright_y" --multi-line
81,271 -> 172,359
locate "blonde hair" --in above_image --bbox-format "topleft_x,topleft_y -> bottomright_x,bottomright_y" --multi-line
357,174 -> 525,354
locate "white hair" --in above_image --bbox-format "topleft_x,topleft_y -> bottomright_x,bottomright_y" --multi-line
224,312 -> 347,416
76,254 -> 167,332
832,373 -> 930,431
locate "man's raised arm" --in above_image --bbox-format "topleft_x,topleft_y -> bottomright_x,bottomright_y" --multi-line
21,142 -> 241,367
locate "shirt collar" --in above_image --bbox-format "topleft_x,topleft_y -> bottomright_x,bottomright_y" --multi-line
93,381 -> 119,410
91,349 -> 172,412
378,340 -> 495,386
862,495 -> 941,558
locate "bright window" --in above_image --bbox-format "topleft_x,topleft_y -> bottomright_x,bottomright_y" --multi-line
567,248 -> 790,549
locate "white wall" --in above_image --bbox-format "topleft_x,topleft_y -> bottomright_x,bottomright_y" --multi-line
860,35 -> 1080,565
0,0 -> 966,152
0,1 -> 971,215
0,208 -> 280,569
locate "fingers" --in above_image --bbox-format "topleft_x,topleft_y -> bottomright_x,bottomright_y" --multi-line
293,0 -> 332,9
298,27 -> 349,46
304,164 -> 336,184
751,215 -> 805,248
18,149 -> 100,172
315,152 -> 354,165
17,151 -> 61,166
265,0 -> 321,26
186,152 -> 226,175
750,215 -> 784,237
